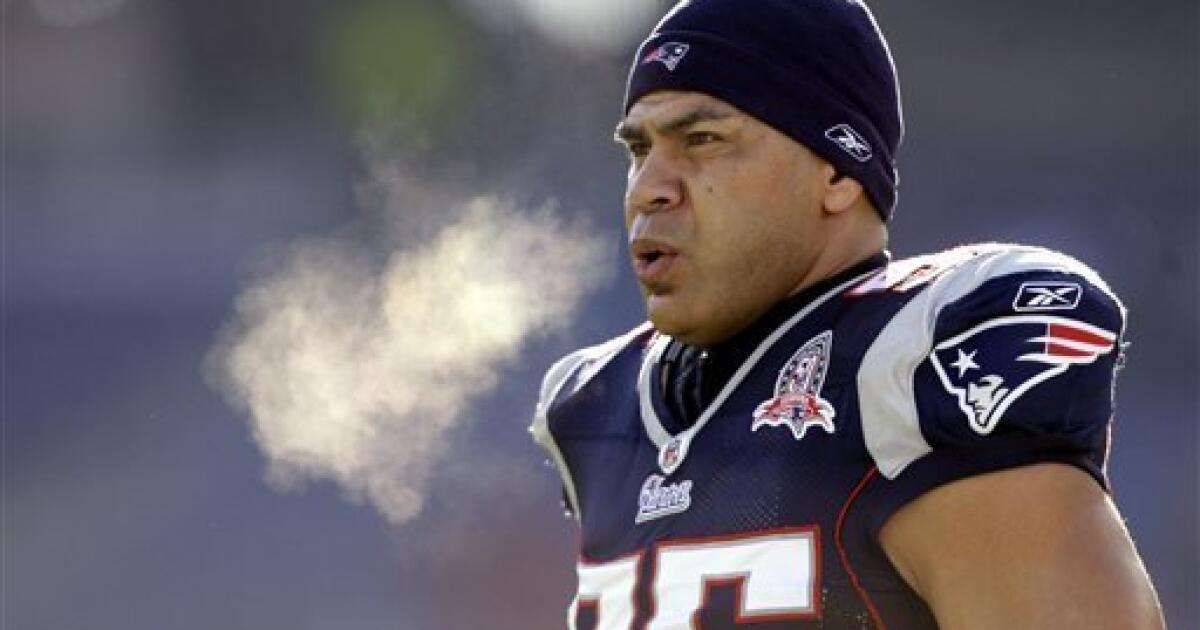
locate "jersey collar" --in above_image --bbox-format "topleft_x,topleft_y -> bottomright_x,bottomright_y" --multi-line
638,254 -> 889,474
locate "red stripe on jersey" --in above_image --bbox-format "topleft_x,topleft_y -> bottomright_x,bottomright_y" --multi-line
1048,323 -> 1113,347
835,467 -> 889,630
1047,342 -> 1092,358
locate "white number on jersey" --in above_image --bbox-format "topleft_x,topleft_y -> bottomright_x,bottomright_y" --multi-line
572,554 -> 641,630
571,528 -> 820,629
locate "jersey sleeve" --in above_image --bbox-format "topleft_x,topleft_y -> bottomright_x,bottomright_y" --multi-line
529,347 -> 593,520
528,323 -> 656,521
856,246 -> 1126,534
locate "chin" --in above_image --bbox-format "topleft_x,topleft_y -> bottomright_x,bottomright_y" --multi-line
645,300 -> 723,347
645,294 -> 692,338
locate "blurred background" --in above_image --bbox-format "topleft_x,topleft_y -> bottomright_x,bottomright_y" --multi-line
5,0 -> 1196,628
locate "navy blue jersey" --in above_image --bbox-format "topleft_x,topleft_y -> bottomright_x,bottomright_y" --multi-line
531,244 -> 1125,629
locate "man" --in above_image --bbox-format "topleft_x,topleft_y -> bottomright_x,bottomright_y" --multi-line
530,1 -> 1165,627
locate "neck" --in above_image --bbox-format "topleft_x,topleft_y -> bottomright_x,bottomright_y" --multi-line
790,211 -> 887,298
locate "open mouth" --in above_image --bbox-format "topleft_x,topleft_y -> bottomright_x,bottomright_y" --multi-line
630,238 -> 678,261
630,239 -> 679,281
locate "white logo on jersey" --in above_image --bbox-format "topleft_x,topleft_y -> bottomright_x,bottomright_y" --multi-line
752,330 -> 837,441
635,474 -> 693,524
930,315 -> 1117,434
1013,281 -> 1082,312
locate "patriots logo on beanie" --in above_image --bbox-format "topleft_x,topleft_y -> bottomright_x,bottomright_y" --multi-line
642,42 -> 690,71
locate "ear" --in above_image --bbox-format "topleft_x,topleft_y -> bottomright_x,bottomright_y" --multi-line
822,166 -> 864,215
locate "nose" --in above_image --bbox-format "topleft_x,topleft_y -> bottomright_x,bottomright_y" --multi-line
625,148 -> 683,222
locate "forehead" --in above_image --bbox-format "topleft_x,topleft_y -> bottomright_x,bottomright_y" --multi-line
620,90 -> 746,130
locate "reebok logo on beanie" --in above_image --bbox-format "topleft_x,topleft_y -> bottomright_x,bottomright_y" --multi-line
825,124 -> 874,163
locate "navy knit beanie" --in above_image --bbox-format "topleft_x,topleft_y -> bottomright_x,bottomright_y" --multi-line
625,0 -> 904,220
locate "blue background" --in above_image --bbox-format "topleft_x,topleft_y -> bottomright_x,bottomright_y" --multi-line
5,0 -> 1196,628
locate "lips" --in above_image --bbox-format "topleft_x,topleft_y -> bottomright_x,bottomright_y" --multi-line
630,238 -> 680,285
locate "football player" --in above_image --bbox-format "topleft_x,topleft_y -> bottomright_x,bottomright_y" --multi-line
531,1 -> 1166,628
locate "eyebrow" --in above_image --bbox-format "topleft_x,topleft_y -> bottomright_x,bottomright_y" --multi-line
613,106 -> 737,144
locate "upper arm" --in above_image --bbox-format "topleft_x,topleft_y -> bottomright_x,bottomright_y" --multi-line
879,462 -> 1164,630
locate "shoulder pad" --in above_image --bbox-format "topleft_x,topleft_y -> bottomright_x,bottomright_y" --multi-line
533,322 -> 654,424
858,244 -> 1125,478
529,323 -> 654,519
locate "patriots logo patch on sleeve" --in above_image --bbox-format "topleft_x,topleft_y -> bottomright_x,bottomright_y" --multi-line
929,315 -> 1117,435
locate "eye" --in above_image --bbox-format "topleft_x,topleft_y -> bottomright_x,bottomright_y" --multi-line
686,131 -> 722,147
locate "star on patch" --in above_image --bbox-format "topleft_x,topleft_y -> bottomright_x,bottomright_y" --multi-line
950,348 -> 979,377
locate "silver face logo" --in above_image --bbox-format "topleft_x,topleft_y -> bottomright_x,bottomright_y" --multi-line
930,315 -> 1117,435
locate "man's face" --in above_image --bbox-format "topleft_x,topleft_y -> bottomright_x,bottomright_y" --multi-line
616,91 -> 832,346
